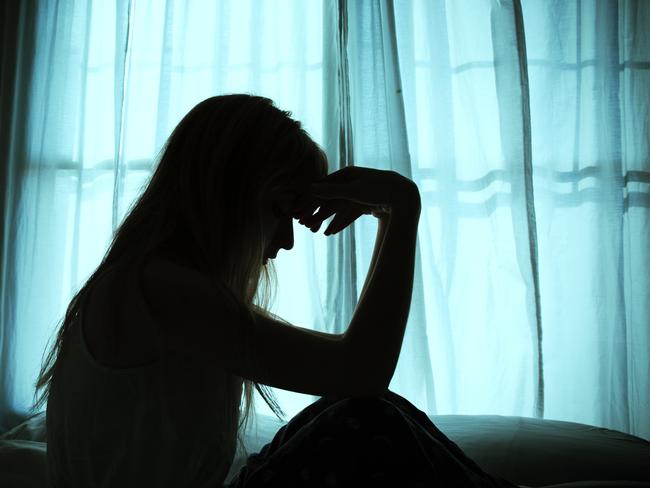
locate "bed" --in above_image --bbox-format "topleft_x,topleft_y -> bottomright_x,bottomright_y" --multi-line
1,411 -> 648,487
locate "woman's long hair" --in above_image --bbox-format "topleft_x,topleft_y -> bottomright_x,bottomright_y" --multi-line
32,94 -> 328,453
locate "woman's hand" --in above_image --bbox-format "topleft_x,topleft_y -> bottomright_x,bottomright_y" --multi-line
292,166 -> 420,236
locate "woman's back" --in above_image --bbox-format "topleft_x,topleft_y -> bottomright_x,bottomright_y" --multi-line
45,259 -> 243,488
82,260 -> 159,368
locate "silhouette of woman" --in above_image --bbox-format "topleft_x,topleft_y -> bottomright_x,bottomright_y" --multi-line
34,95 -> 517,487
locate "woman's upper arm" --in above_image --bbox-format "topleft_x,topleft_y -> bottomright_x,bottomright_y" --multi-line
141,258 -> 383,398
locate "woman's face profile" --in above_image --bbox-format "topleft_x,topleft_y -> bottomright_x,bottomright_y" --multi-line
260,181 -> 310,264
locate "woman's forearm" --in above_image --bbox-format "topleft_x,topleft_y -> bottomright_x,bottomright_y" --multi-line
343,189 -> 421,390
357,216 -> 389,305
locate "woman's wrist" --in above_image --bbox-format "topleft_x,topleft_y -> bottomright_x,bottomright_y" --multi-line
372,180 -> 420,224
388,179 -> 421,220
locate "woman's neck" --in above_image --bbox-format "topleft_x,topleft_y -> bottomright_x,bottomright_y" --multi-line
153,229 -> 204,272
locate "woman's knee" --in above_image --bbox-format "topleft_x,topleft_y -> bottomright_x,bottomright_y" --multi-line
330,392 -> 399,417
322,388 -> 395,403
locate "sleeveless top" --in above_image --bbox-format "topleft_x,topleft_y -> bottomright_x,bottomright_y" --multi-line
46,259 -> 244,488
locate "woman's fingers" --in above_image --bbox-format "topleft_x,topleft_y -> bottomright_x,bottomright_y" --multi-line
293,183 -> 374,236
295,200 -> 372,235
293,205 -> 317,222
291,194 -> 320,221
292,192 -> 338,216
323,208 -> 363,236
300,205 -> 336,232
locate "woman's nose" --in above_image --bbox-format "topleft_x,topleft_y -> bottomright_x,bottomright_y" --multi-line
279,218 -> 294,250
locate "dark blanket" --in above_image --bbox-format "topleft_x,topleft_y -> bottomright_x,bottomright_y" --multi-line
226,390 -> 518,487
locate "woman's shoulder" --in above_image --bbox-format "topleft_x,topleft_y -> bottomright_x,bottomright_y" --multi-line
141,254 -> 239,308
82,260 -> 160,368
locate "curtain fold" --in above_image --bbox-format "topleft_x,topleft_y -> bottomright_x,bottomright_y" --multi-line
112,0 -> 133,230
345,0 -> 437,414
0,0 -> 38,433
0,0 -> 648,441
321,0 -> 359,339
489,0 -> 544,417
618,0 -> 650,438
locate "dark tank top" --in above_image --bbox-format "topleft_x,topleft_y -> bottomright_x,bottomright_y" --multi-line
46,259 -> 243,487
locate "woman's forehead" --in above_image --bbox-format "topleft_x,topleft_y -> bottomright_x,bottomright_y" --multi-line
268,176 -> 313,196
266,187 -> 302,207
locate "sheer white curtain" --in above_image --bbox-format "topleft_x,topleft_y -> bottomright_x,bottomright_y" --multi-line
0,0 -> 330,429
383,0 -> 648,437
348,0 -> 543,418
0,0 -> 648,441
523,0 -> 649,436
